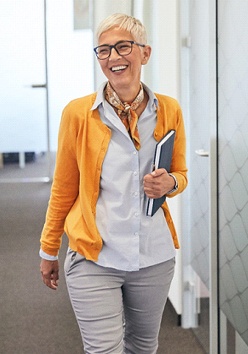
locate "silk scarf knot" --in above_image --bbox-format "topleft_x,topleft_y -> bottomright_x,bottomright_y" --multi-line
105,82 -> 144,150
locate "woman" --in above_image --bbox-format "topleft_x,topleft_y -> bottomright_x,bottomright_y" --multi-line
40,13 -> 187,354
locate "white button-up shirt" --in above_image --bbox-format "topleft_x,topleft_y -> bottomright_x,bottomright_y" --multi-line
93,83 -> 176,271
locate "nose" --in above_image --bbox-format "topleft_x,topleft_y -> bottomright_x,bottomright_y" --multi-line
109,46 -> 121,59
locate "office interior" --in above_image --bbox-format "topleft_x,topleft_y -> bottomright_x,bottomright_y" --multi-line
0,1 -> 248,353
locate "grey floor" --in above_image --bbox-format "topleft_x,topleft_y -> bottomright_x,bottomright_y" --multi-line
0,160 -> 207,354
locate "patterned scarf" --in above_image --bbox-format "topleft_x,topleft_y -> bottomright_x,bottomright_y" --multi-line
105,82 -> 144,150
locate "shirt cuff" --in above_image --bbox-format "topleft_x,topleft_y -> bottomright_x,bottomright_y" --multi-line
167,173 -> 178,194
39,249 -> 58,261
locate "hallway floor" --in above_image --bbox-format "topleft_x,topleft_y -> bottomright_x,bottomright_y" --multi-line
0,162 -> 207,353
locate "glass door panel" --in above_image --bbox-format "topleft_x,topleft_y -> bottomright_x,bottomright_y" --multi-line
218,0 -> 248,352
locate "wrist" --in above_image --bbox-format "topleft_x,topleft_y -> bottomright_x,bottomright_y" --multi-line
39,249 -> 58,261
167,173 -> 178,194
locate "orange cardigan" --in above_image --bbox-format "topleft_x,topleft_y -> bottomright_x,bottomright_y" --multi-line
40,92 -> 188,261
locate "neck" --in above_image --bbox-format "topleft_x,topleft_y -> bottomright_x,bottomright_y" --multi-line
110,83 -> 142,103
135,90 -> 149,117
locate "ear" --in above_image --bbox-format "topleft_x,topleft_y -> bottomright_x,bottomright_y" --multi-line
141,45 -> 152,65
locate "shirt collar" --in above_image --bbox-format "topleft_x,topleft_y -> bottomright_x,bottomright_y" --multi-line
91,81 -> 158,111
91,82 -> 106,111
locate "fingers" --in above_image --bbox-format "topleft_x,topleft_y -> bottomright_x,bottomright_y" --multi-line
150,168 -> 167,177
143,168 -> 169,198
40,259 -> 59,291
42,271 -> 59,290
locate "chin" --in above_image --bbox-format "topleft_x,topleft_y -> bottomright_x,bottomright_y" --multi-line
109,77 -> 132,90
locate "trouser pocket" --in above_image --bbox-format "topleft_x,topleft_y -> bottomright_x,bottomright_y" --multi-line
64,247 -> 85,275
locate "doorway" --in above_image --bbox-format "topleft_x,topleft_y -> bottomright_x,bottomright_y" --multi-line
0,0 -> 49,181
0,0 -> 94,182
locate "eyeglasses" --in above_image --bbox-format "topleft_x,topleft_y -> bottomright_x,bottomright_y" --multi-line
94,40 -> 145,60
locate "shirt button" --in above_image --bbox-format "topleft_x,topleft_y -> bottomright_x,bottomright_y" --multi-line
134,232 -> 139,237
133,171 -> 138,176
135,212 -> 139,217
133,151 -> 137,155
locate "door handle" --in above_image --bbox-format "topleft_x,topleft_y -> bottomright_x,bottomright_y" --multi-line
195,149 -> 209,157
31,83 -> 47,88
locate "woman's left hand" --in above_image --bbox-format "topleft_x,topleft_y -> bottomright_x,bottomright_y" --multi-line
143,168 -> 175,199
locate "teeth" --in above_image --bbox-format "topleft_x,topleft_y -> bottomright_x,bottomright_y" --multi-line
111,65 -> 126,72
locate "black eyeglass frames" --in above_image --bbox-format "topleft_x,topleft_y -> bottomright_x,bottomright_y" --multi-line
93,40 -> 145,60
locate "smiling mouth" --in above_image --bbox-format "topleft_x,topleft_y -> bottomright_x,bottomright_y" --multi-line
110,65 -> 127,72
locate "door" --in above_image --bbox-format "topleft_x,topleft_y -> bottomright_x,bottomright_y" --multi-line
181,0 -> 248,353
217,0 -> 248,352
0,0 -> 50,181
0,0 -> 94,182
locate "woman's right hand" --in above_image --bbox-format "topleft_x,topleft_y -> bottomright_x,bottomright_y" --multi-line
40,259 -> 59,290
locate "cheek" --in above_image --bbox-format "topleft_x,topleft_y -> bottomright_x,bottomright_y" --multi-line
98,61 -> 105,70
98,62 -> 109,75
131,56 -> 143,70
131,61 -> 142,75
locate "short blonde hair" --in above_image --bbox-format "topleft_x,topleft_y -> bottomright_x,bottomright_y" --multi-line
96,13 -> 147,44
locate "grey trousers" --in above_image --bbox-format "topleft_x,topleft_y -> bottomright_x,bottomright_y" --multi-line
64,249 -> 175,354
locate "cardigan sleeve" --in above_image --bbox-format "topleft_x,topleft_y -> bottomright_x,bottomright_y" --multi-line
40,102 -> 80,256
155,94 -> 188,198
167,100 -> 188,197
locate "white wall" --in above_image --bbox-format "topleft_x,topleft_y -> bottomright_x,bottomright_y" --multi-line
141,0 -> 180,97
